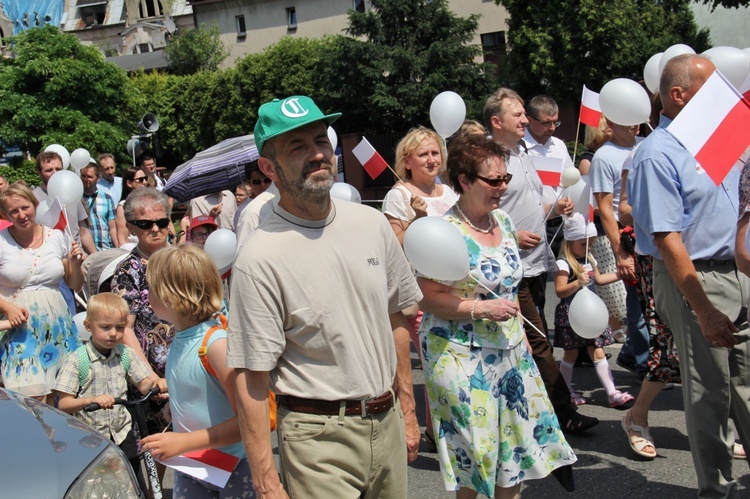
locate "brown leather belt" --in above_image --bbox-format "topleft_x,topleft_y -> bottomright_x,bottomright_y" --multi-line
277,390 -> 395,417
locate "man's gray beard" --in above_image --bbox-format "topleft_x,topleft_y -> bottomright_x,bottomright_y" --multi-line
274,160 -> 335,202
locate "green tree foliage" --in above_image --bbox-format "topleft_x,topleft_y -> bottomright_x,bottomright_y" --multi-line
0,25 -> 132,157
496,0 -> 711,102
133,37 -> 330,163
317,0 -> 495,133
164,23 -> 229,76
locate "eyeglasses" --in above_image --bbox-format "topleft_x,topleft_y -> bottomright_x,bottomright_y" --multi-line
250,178 -> 271,185
128,218 -> 171,230
132,177 -> 148,183
529,116 -> 562,128
475,174 -> 513,187
191,231 -> 211,240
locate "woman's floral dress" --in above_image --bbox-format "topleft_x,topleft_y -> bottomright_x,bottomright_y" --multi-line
419,208 -> 576,494
0,228 -> 79,396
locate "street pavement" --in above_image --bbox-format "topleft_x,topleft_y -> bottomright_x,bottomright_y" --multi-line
160,280 -> 750,498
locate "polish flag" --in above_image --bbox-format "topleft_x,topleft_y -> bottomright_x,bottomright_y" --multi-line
530,156 -> 563,187
667,70 -> 750,186
353,137 -> 389,180
579,86 -> 602,128
159,449 -> 240,488
35,197 -> 67,231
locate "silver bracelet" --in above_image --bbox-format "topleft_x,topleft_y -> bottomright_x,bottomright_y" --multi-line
471,297 -> 479,321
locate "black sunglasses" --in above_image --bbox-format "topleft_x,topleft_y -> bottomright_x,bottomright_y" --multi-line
132,177 -> 148,183
475,174 -> 512,187
128,218 -> 171,230
251,178 -> 271,185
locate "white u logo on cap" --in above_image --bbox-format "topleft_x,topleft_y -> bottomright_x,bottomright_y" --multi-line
281,98 -> 309,118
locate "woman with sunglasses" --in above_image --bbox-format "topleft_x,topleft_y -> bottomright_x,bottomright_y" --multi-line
111,188 -> 175,438
417,134 -> 575,499
114,167 -> 148,248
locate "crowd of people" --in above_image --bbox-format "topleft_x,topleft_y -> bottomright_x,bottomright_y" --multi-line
0,52 -> 748,498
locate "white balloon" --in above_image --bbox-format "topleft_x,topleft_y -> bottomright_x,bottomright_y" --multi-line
568,287 -> 609,339
429,91 -> 466,139
561,167 -> 581,188
330,182 -> 361,203
599,78 -> 651,126
404,217 -> 469,281
70,148 -> 91,171
327,126 -> 338,152
47,170 -> 83,207
204,229 -> 237,270
643,52 -> 663,94
702,46 -> 750,89
73,311 -> 90,342
44,144 -> 71,169
658,44 -> 695,78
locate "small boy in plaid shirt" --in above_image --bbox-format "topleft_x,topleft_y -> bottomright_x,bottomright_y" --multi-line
53,293 -> 167,479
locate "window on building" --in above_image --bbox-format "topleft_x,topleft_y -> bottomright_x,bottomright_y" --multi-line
79,4 -> 107,27
236,15 -> 247,37
353,0 -> 365,13
481,31 -> 506,67
139,0 -> 163,19
132,43 -> 153,54
286,7 -> 297,30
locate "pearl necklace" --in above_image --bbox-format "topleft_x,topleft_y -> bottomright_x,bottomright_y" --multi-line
454,204 -> 494,234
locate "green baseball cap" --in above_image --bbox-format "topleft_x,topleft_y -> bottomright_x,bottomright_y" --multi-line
254,95 -> 341,155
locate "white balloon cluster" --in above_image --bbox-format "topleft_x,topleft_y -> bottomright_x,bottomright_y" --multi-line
596,43 -> 750,128
44,144 -> 92,172
643,43 -> 750,94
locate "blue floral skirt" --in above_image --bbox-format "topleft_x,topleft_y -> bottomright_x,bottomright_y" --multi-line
421,333 -> 576,495
0,288 -> 79,396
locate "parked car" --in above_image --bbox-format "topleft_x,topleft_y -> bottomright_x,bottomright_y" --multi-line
0,387 -> 144,498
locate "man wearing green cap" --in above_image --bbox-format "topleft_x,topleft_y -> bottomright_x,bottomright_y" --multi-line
227,95 -> 422,498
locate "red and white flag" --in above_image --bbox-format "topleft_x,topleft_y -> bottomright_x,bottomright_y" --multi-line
35,197 -> 67,231
579,86 -> 602,128
352,137 -> 389,180
667,70 -> 750,186
530,156 -> 563,187
158,449 -> 240,488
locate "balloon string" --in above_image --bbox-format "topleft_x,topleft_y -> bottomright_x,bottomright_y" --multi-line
471,277 -> 547,338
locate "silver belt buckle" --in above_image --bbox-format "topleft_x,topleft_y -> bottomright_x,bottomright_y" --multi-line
360,398 -> 368,417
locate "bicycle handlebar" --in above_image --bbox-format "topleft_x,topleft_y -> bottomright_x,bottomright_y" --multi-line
83,386 -> 161,412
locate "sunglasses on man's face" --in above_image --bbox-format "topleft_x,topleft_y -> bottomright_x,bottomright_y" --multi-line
128,218 -> 171,230
251,178 -> 271,185
475,173 -> 513,187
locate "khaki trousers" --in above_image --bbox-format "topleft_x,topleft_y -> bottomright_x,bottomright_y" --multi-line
277,402 -> 406,499
653,259 -> 750,498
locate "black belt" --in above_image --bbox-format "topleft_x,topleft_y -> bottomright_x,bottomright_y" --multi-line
692,258 -> 735,268
277,391 -> 395,417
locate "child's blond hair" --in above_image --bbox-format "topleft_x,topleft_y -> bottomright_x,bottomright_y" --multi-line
146,244 -> 223,324
86,292 -> 130,323
558,240 -> 589,282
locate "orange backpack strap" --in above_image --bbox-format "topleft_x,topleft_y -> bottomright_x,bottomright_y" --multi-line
198,314 -> 228,378
198,314 -> 278,431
